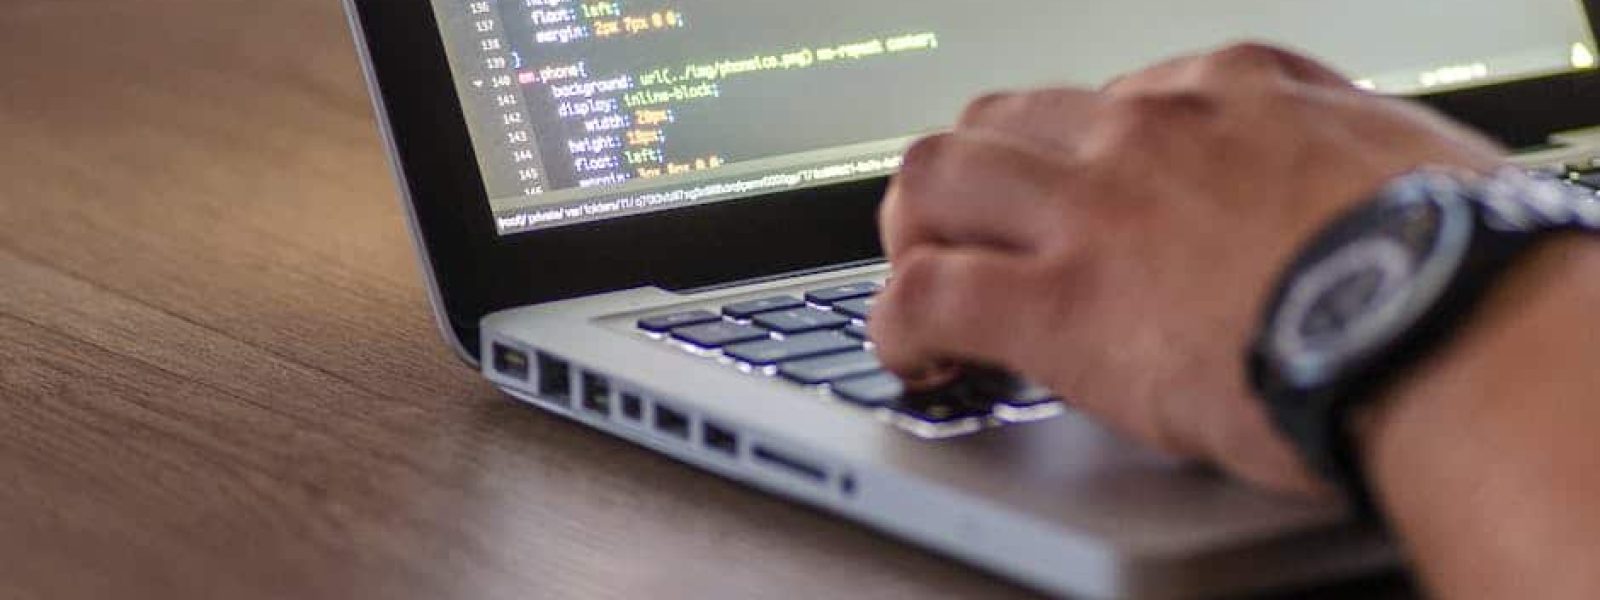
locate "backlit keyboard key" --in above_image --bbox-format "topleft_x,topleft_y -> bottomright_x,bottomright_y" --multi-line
1002,383 -> 1060,408
751,307 -> 850,335
637,310 -> 721,333
724,331 -> 860,366
779,351 -> 882,385
723,296 -> 805,319
832,297 -> 875,320
894,369 -> 1016,422
832,372 -> 903,407
671,322 -> 770,348
805,282 -> 881,305
895,396 -> 991,423
1572,171 -> 1600,189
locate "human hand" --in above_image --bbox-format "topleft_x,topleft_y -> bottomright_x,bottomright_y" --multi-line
869,43 -> 1507,495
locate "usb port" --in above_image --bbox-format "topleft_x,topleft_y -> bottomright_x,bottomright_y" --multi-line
536,352 -> 572,401
620,393 -> 644,421
752,445 -> 827,484
580,372 -> 611,415
491,343 -> 530,381
654,404 -> 690,440
703,422 -> 738,456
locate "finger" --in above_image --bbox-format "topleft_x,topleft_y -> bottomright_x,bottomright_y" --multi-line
881,131 -> 1081,260
869,246 -> 1067,379
955,88 -> 1102,153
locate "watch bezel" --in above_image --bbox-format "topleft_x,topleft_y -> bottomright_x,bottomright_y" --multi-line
1266,177 -> 1478,390
1249,169 -> 1548,518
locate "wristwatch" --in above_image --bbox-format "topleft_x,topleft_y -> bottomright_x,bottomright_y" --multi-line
1248,167 -> 1600,519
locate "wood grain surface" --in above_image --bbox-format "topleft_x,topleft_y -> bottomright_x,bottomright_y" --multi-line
0,2 -> 1410,599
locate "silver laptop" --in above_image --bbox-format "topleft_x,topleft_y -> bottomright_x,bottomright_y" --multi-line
343,1 -> 1600,597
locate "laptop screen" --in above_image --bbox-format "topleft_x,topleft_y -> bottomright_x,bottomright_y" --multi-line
428,1 -> 1597,236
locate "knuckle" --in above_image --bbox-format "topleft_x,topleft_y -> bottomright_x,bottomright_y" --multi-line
883,134 -> 960,229
888,135 -> 951,212
886,251 -> 944,313
1207,41 -> 1288,70
957,91 -> 1018,127
1196,43 -> 1309,89
877,191 -> 908,250
1199,43 -> 1356,93
897,133 -> 954,184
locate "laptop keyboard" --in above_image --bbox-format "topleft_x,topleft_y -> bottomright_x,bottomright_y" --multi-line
1537,158 -> 1600,191
628,159 -> 1600,439
636,280 -> 1065,439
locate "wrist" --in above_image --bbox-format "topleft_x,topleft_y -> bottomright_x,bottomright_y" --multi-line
1352,236 -> 1600,497
1346,235 -> 1600,597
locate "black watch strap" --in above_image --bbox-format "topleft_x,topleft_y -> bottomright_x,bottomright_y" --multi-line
1250,167 -> 1600,521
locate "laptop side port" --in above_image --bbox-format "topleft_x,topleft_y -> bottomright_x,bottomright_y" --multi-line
702,422 -> 738,457
535,352 -> 572,403
752,444 -> 827,484
580,371 -> 612,416
619,392 -> 644,422
491,343 -> 530,381
653,404 -> 691,440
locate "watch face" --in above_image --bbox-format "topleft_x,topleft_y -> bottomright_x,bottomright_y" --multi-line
1267,177 -> 1476,388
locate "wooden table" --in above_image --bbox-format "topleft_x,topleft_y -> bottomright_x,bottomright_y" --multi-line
0,2 -> 1411,598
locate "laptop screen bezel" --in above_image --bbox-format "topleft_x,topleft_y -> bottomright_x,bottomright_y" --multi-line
349,0 -> 1600,358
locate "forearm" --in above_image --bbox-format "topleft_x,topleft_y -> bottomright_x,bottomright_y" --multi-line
1358,237 -> 1600,599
